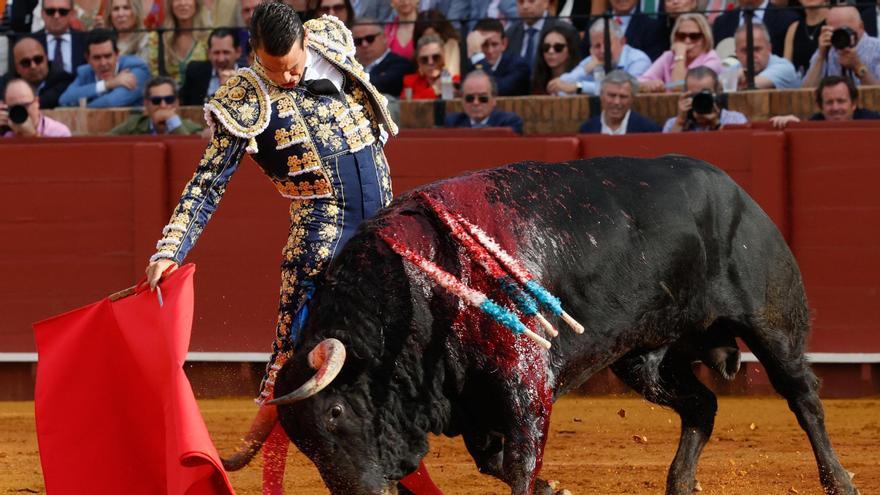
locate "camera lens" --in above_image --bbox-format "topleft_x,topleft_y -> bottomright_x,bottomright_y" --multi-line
831,27 -> 856,50
691,90 -> 715,115
9,105 -> 29,125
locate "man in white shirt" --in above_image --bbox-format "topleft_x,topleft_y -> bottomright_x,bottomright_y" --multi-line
733,22 -> 800,89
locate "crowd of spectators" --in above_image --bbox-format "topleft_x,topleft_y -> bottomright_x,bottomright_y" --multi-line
1,0 -> 878,138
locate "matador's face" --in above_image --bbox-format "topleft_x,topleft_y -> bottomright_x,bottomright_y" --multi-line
255,35 -> 309,89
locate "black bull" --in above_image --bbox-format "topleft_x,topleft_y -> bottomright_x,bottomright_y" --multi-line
234,157 -> 858,495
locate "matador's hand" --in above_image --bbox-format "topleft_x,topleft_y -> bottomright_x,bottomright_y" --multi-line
146,259 -> 179,290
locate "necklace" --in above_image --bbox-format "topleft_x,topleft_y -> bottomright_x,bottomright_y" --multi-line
804,20 -> 823,42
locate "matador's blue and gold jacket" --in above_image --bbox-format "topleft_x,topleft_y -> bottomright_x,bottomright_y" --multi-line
150,16 -> 397,264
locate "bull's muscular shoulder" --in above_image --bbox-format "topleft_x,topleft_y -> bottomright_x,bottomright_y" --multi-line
305,15 -> 356,58
205,67 -> 271,139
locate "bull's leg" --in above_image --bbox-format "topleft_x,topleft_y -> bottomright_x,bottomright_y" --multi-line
738,326 -> 858,495
611,349 -> 717,495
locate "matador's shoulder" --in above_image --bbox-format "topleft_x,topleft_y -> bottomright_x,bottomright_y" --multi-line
205,67 -> 271,143
304,15 -> 355,58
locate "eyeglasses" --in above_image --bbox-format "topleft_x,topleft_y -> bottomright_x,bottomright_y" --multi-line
44,7 -> 71,16
675,31 -> 704,42
149,95 -> 177,105
319,4 -> 346,13
464,94 -> 490,104
418,53 -> 442,65
18,55 -> 45,68
353,33 -> 380,46
542,42 -> 567,53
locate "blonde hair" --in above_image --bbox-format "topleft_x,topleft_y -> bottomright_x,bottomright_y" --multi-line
671,13 -> 714,52
162,0 -> 210,38
102,0 -> 144,31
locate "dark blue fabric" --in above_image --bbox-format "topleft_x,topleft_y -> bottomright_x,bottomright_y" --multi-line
712,5 -> 798,57
465,52 -> 532,96
368,52 -> 415,96
578,110 -> 662,134
444,109 -> 524,134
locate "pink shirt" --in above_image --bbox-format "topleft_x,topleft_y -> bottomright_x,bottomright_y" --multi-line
3,115 -> 72,138
385,18 -> 414,61
638,50 -> 723,86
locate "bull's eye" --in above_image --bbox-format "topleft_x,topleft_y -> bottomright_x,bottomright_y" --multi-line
330,404 -> 344,419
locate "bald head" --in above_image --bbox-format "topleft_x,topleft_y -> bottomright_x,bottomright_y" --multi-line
13,38 -> 49,85
827,6 -> 864,37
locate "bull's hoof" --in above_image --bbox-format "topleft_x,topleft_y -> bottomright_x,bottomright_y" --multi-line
534,479 -> 572,495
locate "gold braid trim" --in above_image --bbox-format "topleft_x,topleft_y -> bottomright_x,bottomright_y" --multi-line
204,67 -> 271,148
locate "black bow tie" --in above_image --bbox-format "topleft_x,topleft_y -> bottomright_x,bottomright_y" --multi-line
300,77 -> 341,98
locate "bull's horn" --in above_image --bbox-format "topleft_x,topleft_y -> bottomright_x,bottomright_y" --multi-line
221,404 -> 278,471
268,338 -> 347,406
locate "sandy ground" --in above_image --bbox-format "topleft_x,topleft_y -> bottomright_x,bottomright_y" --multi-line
2,396 -> 877,494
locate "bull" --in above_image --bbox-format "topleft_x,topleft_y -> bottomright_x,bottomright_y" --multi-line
227,156 -> 858,495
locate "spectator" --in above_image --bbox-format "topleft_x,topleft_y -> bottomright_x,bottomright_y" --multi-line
551,18 -> 651,96
464,18 -> 531,96
468,0 -> 518,31
505,0 -> 565,71
770,75 -> 880,127
317,0 -> 354,27
238,0 -> 260,66
861,0 -> 877,37
607,0 -> 668,60
355,0 -> 393,25
282,0 -> 319,20
534,23 -> 581,95
148,0 -> 209,86
659,0 -> 700,43
579,70 -> 661,134
663,66 -> 748,132
353,18 -> 415,96
385,0 -> 418,60
712,0 -> 798,57
59,29 -> 149,107
639,13 -> 721,92
416,0 -> 469,30
36,0 -> 86,75
1,78 -> 72,137
733,22 -> 800,88
783,0 -> 829,76
401,35 -> 458,99
180,28 -> 241,106
0,37 -> 74,109
110,76 -> 203,134
102,0 -> 150,63
414,10 -> 461,78
802,5 -> 880,87
444,70 -> 523,134
555,0 -> 595,30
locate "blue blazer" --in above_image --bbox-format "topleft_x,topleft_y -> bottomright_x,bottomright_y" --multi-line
579,110 -> 661,134
59,55 -> 150,108
369,52 -> 415,97
623,11 -> 668,61
862,5 -> 877,38
445,109 -> 524,134
466,52 -> 531,96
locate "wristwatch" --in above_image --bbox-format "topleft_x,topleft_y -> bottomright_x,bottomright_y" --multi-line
673,55 -> 685,62
855,64 -> 869,79
575,85 -> 583,94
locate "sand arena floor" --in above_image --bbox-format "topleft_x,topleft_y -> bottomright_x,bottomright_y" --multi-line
1,396 -> 877,494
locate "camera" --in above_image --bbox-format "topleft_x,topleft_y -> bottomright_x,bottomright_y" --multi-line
831,27 -> 857,50
8,104 -> 30,125
691,89 -> 716,115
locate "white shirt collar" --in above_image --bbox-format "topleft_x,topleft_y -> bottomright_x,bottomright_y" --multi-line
364,49 -> 391,72
601,110 -> 631,135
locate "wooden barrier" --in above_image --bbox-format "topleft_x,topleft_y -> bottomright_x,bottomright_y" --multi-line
41,86 -> 880,136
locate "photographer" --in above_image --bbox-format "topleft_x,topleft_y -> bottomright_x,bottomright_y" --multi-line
1,79 -> 72,138
802,5 -> 880,88
663,66 -> 748,133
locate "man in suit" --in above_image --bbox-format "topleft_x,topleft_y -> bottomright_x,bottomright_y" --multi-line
445,70 -> 524,133
712,0 -> 798,57
34,0 -> 85,75
180,28 -> 242,106
607,0 -> 667,60
504,0 -> 564,70
465,18 -> 531,96
0,36 -> 74,108
110,76 -> 204,135
579,70 -> 660,134
352,18 -> 414,96
59,29 -> 150,108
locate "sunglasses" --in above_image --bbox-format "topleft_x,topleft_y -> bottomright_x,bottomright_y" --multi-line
149,95 -> 177,105
418,53 -> 442,65
353,33 -> 380,46
319,4 -> 346,13
464,94 -> 490,104
44,7 -> 71,16
542,42 -> 567,53
675,31 -> 704,42
18,55 -> 45,68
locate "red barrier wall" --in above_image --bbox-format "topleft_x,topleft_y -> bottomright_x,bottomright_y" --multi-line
2,132 -> 878,367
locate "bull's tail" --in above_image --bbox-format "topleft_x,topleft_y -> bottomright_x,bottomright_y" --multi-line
221,404 -> 278,471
